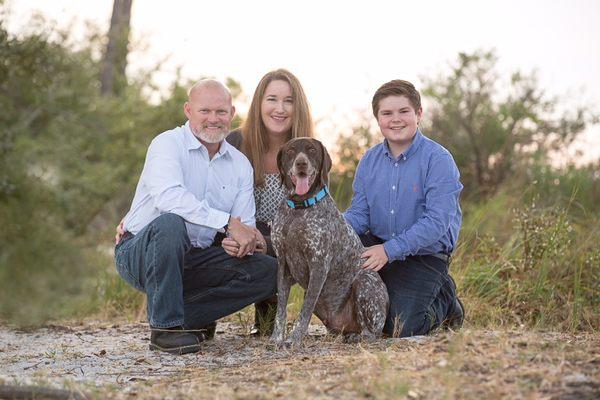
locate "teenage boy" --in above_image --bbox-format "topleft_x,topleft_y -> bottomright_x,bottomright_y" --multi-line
344,79 -> 464,337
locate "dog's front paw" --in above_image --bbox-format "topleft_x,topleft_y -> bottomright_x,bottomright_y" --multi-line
268,338 -> 294,350
269,330 -> 285,344
285,332 -> 305,349
281,339 -> 301,350
343,333 -> 362,344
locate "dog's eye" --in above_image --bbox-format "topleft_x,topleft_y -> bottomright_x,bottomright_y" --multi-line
286,148 -> 295,155
307,147 -> 316,153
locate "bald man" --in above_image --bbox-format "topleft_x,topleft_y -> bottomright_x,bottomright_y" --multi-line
115,80 -> 277,355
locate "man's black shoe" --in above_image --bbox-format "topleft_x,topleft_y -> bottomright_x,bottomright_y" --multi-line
149,326 -> 202,355
198,322 -> 216,341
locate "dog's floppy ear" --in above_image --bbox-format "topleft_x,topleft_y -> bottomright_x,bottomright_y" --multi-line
318,139 -> 332,186
277,145 -> 287,186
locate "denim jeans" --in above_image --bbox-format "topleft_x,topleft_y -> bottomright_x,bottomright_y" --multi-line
114,213 -> 278,329
360,233 -> 458,337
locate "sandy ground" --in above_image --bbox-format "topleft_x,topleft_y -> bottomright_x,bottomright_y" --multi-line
0,322 -> 331,389
0,321 -> 598,399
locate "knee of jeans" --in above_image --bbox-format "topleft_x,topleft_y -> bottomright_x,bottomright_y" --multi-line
404,314 -> 430,337
154,213 -> 187,237
255,255 -> 278,295
385,304 -> 430,337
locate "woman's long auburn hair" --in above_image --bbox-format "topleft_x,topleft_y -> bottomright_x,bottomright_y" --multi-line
241,69 -> 314,186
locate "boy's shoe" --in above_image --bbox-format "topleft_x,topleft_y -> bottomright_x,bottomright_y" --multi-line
443,297 -> 465,330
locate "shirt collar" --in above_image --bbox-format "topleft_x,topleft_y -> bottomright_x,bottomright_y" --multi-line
383,129 -> 424,160
183,121 -> 231,158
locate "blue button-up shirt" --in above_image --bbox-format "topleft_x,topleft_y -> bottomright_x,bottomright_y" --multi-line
344,130 -> 462,261
123,121 -> 255,248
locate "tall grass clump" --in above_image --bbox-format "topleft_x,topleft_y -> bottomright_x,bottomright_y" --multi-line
454,197 -> 598,332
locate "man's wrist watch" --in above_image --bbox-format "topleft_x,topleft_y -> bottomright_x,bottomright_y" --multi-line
218,222 -> 229,234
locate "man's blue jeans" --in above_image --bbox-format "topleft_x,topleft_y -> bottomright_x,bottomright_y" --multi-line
360,233 -> 458,337
114,213 -> 278,329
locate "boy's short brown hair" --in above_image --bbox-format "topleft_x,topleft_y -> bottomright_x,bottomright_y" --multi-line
372,80 -> 421,117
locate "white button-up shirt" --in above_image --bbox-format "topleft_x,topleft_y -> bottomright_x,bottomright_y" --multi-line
123,121 -> 255,248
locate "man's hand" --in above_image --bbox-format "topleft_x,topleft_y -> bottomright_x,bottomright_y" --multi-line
361,244 -> 389,271
226,217 -> 257,257
222,226 -> 266,257
221,226 -> 267,257
115,220 -> 125,245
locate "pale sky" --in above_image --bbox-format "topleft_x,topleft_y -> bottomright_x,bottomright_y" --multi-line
5,0 -> 600,161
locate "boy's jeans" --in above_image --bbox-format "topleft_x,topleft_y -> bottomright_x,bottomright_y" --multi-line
360,232 -> 458,337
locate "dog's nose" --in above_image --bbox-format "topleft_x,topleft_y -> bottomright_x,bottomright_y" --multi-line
295,158 -> 307,169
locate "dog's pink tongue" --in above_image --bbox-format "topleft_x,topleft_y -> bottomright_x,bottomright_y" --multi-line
295,176 -> 310,196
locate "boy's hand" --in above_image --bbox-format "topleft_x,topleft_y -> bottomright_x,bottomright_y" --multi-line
361,245 -> 389,271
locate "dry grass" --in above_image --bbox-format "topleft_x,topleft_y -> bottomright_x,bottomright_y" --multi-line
1,319 -> 597,399
141,330 -> 599,400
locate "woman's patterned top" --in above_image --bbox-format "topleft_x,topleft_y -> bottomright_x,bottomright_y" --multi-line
254,173 -> 286,224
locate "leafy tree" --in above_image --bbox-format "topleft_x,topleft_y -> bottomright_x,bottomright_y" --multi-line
0,9 -> 244,324
0,15 -> 101,323
421,50 -> 592,196
331,116 -> 379,208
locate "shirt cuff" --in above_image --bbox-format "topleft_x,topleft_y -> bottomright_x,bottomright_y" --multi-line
383,239 -> 406,262
206,209 -> 230,230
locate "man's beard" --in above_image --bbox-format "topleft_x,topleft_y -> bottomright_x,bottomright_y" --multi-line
192,125 -> 227,144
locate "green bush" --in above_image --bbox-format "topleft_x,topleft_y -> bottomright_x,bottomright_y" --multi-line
0,14 -> 185,325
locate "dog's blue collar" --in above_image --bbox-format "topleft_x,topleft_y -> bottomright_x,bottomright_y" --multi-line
286,186 -> 329,209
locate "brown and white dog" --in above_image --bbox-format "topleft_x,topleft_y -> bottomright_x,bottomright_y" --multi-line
270,138 -> 389,347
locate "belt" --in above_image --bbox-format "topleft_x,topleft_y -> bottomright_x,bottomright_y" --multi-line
429,253 -> 451,263
120,231 -> 227,247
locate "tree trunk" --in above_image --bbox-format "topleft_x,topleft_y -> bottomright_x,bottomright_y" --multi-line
100,0 -> 133,96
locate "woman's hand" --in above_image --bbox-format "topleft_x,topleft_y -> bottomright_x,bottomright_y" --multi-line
115,220 -> 125,245
222,237 -> 240,257
252,227 -> 267,254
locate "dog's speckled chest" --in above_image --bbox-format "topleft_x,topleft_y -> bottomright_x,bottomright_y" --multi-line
272,195 -> 367,306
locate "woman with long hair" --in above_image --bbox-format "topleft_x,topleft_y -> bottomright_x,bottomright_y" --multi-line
225,68 -> 314,254
224,69 -> 314,335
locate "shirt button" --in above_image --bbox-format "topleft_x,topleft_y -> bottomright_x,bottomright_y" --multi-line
392,185 -> 396,190
394,163 -> 398,167
403,156 -> 407,161
392,233 -> 395,236
390,210 -> 394,214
